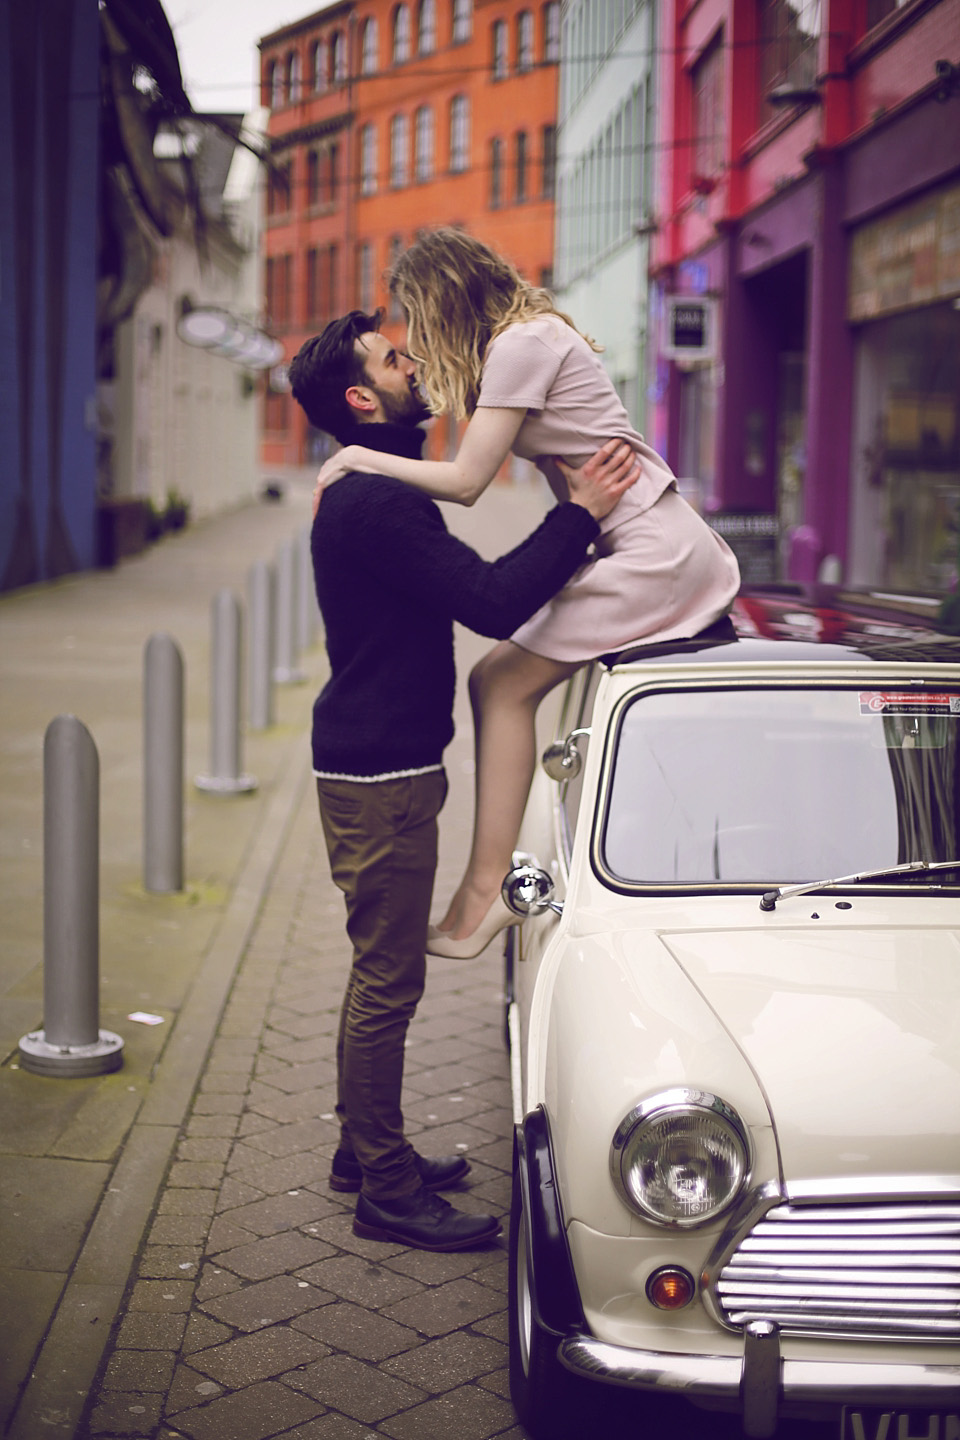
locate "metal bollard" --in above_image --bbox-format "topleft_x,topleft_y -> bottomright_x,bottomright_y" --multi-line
143,633 -> 184,892
19,716 -> 124,1076
273,537 -> 306,684
247,559 -> 275,730
195,590 -> 257,794
296,523 -> 319,655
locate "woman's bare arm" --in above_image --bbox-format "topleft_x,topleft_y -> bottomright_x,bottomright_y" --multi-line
313,406 -> 526,517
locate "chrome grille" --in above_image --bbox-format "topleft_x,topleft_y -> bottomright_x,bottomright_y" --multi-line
715,1200 -> 960,1340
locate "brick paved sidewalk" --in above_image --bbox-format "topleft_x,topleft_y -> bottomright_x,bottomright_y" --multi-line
82,767 -> 524,1440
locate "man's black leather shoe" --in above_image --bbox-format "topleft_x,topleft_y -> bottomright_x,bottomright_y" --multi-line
330,1150 -> 471,1194
353,1187 -> 501,1251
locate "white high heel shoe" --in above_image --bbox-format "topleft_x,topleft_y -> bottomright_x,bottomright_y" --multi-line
426,896 -> 517,960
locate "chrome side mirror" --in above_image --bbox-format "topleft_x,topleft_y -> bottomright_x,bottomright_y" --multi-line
541,726 -> 591,782
501,864 -> 563,917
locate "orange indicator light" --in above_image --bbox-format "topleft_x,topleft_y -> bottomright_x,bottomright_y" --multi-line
646,1267 -> 696,1310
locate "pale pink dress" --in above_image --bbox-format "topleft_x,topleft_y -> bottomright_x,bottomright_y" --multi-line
477,316 -> 740,662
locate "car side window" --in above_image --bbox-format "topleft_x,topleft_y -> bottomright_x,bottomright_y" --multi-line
558,663 -> 600,862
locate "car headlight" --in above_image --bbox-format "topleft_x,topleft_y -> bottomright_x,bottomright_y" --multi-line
611,1088 -> 750,1227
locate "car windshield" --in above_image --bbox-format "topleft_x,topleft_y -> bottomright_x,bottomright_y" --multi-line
601,685 -> 960,888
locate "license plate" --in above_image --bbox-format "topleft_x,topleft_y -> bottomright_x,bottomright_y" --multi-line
841,1409 -> 959,1440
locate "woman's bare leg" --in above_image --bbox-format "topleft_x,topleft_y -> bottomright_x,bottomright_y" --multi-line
437,642 -> 581,939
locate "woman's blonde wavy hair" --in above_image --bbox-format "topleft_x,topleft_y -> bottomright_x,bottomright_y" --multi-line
388,228 -> 600,420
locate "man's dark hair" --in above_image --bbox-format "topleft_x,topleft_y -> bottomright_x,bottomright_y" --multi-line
288,309 -> 384,443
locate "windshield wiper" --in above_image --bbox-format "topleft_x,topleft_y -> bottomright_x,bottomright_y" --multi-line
760,859 -> 960,912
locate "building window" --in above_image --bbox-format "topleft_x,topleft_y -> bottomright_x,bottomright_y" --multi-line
307,244 -> 339,322
390,112 -> 409,187
541,122 -> 556,198
449,94 -> 469,172
517,11 -> 533,72
492,19 -> 508,80
452,0 -> 472,43
515,130 -> 528,202
759,0 -> 821,107
866,0 -> 907,25
361,17 -> 379,73
543,1 -> 560,62
264,387 -> 288,432
414,106 -> 434,182
326,143 -> 340,205
264,61 -> 278,108
265,253 -> 292,327
306,150 -> 320,207
393,5 -> 411,62
331,30 -> 347,83
356,242 -> 374,309
285,51 -> 300,103
266,159 -> 292,216
418,0 -> 436,54
387,235 -> 405,319
309,40 -> 326,92
360,123 -> 377,194
691,33 -> 724,181
490,136 -> 504,207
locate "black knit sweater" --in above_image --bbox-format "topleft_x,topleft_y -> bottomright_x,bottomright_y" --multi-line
310,422 -> 599,778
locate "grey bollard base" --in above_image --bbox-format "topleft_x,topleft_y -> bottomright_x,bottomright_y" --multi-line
19,1027 -> 124,1078
195,771 -> 258,794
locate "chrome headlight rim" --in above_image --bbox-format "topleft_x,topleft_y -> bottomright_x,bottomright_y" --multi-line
610,1087 -> 752,1228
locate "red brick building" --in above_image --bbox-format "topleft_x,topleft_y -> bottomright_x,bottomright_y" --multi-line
259,0 -> 560,466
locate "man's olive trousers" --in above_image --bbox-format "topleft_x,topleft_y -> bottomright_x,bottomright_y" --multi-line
316,770 -> 448,1202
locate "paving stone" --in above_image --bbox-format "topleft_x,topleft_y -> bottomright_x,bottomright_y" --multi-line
377,1383 -> 517,1440
383,1278 -> 503,1337
295,1255 -> 423,1310
164,1362 -> 224,1415
184,1114 -> 241,1140
191,1093 -> 246,1116
476,1366 -> 511,1399
177,1138 -> 233,1164
226,1190 -> 337,1237
182,1312 -> 234,1354
139,1245 -> 202,1279
472,1254 -> 509,1294
206,1215 -> 260,1254
249,1060 -> 337,1096
116,1312 -> 188,1351
302,1212 -> 406,1261
382,1332 -> 507,1391
241,1119 -> 334,1159
168,1161 -> 227,1190
248,1088 -> 334,1125
266,1011 -> 339,1041
188,1325 -> 326,1387
103,1349 -> 177,1391
149,1215 -> 211,1247
216,1230 -> 334,1280
201,1274 -> 331,1331
382,1245 -> 501,1286
291,1302 -> 422,1362
278,1417 -> 388,1440
226,1151 -> 330,1197
159,1189 -> 218,1219
195,1262 -> 244,1301
237,1112 -> 280,1138
284,1353 -> 425,1423
88,1393 -> 165,1435
128,1280 -> 196,1313
260,1036 -> 331,1066
226,1140 -> 278,1175
170,1380 -> 323,1440
215,1177 -> 265,1212
471,1310 -> 508,1344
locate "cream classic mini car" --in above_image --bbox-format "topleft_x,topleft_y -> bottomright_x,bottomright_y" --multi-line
503,588 -> 960,1440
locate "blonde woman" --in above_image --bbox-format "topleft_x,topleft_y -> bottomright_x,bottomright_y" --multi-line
314,228 -> 740,957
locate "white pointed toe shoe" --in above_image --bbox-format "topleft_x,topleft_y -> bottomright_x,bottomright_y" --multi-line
426,896 -> 517,960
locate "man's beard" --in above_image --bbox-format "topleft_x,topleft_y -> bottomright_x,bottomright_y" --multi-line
373,383 -> 432,427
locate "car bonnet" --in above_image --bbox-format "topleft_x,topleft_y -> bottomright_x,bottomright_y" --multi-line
658,926 -> 960,1184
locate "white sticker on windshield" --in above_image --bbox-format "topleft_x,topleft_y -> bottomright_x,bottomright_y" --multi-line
859,691 -> 960,716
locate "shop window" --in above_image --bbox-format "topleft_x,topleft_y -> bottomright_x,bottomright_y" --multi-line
691,32 -> 724,183
414,106 -> 434,182
452,0 -> 472,43
490,136 -> 504,207
449,94 -> 469,172
543,1 -> 560,61
361,18 -> 379,74
390,112 -> 409,187
517,11 -> 533,72
393,5 -> 411,63
418,0 -> 436,54
360,123 -> 377,194
758,0 -> 821,111
492,20 -> 508,79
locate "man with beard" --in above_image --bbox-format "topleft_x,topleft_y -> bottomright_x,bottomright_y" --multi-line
287,310 -> 635,1250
